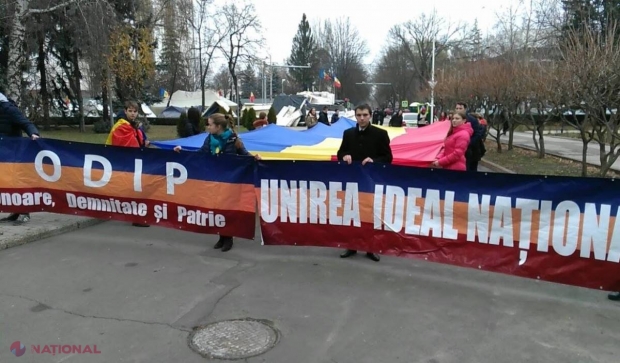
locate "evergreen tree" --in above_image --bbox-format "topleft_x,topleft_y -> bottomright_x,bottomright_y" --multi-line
469,19 -> 483,60
267,106 -> 277,124
270,71 -> 282,96
562,0 -> 596,35
177,111 -> 188,137
288,14 -> 317,91
240,64 -> 259,99
247,108 -> 257,130
241,108 -> 249,129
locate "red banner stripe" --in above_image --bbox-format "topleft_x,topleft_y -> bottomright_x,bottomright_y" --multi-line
260,221 -> 620,290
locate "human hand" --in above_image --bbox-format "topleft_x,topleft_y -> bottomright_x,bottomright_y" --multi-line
343,155 -> 352,164
145,140 -> 150,147
362,157 -> 373,165
431,160 -> 439,167
173,146 -> 182,153
31,134 -> 39,140
254,154 -> 262,161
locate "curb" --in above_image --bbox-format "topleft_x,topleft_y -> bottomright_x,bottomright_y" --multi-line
502,140 -> 620,173
479,159 -> 516,174
0,218 -> 105,251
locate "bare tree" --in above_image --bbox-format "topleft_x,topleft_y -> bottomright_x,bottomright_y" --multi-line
373,44 -> 416,107
209,65 -> 232,97
557,23 -> 620,176
187,0 -> 228,109
314,17 -> 370,103
218,0 -> 262,126
388,10 -> 461,98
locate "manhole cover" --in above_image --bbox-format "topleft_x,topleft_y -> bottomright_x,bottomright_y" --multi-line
188,319 -> 279,360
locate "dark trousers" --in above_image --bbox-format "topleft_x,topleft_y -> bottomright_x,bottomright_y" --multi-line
467,157 -> 478,171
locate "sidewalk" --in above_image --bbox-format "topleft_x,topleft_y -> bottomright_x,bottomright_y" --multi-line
509,131 -> 620,172
0,212 -> 103,250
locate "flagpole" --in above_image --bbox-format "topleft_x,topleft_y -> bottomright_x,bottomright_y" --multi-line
429,38 -> 436,124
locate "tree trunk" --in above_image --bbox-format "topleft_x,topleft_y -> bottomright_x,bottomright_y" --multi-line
495,128 -> 502,153
166,63 -> 178,108
597,137 -> 619,177
233,73 -> 240,127
537,124 -> 545,159
102,68 -> 110,125
72,51 -> 85,132
7,0 -> 28,103
198,32 -> 204,110
581,137 -> 588,177
37,35 -> 51,131
507,119 -> 514,151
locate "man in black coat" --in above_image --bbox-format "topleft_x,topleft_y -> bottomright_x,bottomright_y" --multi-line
337,104 -> 393,262
0,92 -> 40,225
318,106 -> 330,126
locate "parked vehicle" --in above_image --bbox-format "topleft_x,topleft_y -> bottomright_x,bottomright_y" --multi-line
402,112 -> 418,127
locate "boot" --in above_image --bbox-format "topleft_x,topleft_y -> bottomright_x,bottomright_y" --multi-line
365,252 -> 380,262
221,237 -> 233,252
213,236 -> 224,249
132,223 -> 150,227
13,214 -> 30,225
0,213 -> 19,222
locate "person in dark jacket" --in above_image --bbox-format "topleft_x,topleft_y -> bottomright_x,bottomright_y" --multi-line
337,104 -> 393,262
331,110 -> 340,124
455,102 -> 485,171
389,109 -> 404,127
174,113 -> 261,252
185,107 -> 202,136
0,92 -> 40,225
318,106 -> 330,125
372,107 -> 381,125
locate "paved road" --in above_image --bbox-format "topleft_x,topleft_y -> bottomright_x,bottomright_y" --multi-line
0,221 -> 617,362
509,131 -> 620,171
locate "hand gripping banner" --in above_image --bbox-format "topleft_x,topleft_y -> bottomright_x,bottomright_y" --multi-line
0,138 -> 256,239
256,160 -> 620,291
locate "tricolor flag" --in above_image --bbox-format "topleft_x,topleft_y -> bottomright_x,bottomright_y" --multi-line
333,77 -> 341,88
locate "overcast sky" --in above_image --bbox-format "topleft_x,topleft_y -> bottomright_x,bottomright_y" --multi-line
212,0 -> 512,67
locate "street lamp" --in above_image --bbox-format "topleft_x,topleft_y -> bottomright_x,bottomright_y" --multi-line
429,38 -> 437,123
269,62 -> 311,101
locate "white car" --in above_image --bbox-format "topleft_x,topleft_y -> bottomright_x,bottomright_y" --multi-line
402,113 -> 418,127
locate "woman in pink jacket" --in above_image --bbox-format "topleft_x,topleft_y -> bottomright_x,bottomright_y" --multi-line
431,112 -> 473,171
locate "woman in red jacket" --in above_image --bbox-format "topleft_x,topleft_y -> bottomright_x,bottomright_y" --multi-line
431,112 -> 473,171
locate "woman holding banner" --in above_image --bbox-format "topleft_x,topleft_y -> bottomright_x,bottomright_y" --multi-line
431,112 -> 473,171
174,113 -> 260,252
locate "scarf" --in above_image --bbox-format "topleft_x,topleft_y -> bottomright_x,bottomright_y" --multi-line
209,129 -> 233,155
